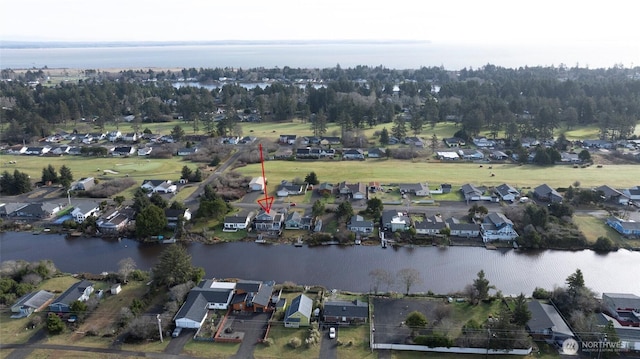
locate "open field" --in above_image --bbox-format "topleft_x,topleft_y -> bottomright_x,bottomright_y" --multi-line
335,325 -> 374,359
28,349 -> 147,359
1,155 -> 196,187
182,341 -> 239,358
254,325 -> 321,359
573,214 -> 640,249
235,160 -> 640,189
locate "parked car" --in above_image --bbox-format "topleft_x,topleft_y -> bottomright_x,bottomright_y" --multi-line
172,327 -> 182,337
329,327 -> 336,339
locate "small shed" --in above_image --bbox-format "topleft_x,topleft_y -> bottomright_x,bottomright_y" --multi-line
110,284 -> 122,295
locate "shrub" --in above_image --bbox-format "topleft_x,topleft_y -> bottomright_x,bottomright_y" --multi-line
288,337 -> 302,349
532,287 -> 551,299
262,337 -> 274,346
414,333 -> 454,347
47,313 -> 65,334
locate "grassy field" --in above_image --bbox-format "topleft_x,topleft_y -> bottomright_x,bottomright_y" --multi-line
27,349 -> 147,359
573,214 -> 640,249
236,160 -> 640,189
336,325 -> 375,359
254,325 -> 321,359
182,341 -> 239,358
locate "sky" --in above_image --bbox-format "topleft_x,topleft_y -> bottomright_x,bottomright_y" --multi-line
2,0 -> 639,46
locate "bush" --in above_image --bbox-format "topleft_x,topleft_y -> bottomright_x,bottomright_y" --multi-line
288,337 -> 302,349
262,337 -> 274,346
47,313 -> 65,334
532,287 -> 551,299
414,333 -> 454,347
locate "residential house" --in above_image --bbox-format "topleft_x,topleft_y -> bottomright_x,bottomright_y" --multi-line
381,210 -> 410,232
240,136 -> 257,144
560,152 -> 581,163
141,179 -> 177,193
279,134 -> 297,145
367,148 -> 386,158
174,280 -> 236,329
473,137 -> 496,148
165,208 -> 192,228
224,213 -> 253,230
97,208 -> 133,235
583,139 -> 614,149
323,299 -> 368,325
107,130 -> 122,142
320,136 -> 341,145
606,217 -> 640,237
447,218 -> 481,238
436,151 -> 460,160
285,211 -> 304,230
494,183 -> 520,202
623,186 -> 640,202
0,203 -> 28,217
602,293 -> 640,326
444,137 -> 466,148
458,149 -> 485,160
342,148 -> 365,160
5,145 -> 27,154
348,215 -> 374,234
231,280 -> 274,313
415,220 -> 447,236
399,183 -> 430,197
111,146 -> 135,157
316,183 -> 334,196
137,147 -> 153,156
177,147 -> 198,156
526,300 -> 575,344
50,145 -> 71,155
123,133 -> 138,142
404,136 -> 424,148
72,177 -> 95,191
481,212 -> 519,242
441,184 -> 452,193
24,146 -> 50,155
248,177 -> 266,192
277,181 -> 307,197
533,184 -> 563,203
8,202 -> 62,219
254,210 -> 285,232
490,150 -> 509,160
274,147 -> 293,159
49,280 -> 94,313
369,182 -> 383,193
71,202 -> 100,223
338,182 -> 367,200
11,290 -> 55,318
595,185 -> 631,205
284,294 -> 313,328
461,183 -> 486,202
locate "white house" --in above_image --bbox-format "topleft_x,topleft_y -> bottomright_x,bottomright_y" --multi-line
71,202 -> 100,223
108,131 -> 122,142
174,280 -> 236,329
249,177 -> 266,192
224,213 -> 253,230
481,212 -> 519,242
141,180 -> 177,193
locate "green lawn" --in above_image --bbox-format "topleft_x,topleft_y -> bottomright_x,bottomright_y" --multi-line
183,340 -> 240,358
255,325 -> 321,359
236,161 -> 640,189
336,325 -> 375,359
573,214 -> 640,249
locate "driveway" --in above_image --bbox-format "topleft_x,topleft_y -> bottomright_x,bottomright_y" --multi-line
230,312 -> 270,359
164,328 -> 195,355
318,326 -> 338,359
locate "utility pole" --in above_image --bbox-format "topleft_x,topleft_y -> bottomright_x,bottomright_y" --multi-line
157,314 -> 163,343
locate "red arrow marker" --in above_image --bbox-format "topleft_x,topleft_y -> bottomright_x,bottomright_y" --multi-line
257,144 -> 274,214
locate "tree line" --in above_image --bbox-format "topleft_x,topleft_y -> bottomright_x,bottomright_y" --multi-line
2,64 -> 638,145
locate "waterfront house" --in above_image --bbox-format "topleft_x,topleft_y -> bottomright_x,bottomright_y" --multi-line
49,280 -> 94,313
254,210 -> 285,232
284,294 -> 313,328
381,210 -> 410,232
481,212 -> 519,242
606,217 -> 640,237
164,208 -> 192,228
323,299 -> 368,325
174,280 -> 236,329
447,218 -> 481,238
284,211 -> 304,229
348,215 -> 374,234
11,290 -> 55,318
602,293 -> 640,326
458,149 -> 485,160
415,220 -> 447,236
279,134 -> 297,145
71,202 -> 100,223
224,213 -> 253,230
526,300 -> 575,344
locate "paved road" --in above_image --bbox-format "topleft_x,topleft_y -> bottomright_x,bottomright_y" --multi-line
318,326 -> 337,359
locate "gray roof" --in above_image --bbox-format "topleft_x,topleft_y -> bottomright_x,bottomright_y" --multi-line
399,183 -> 428,193
285,294 -> 313,321
415,221 -> 447,230
495,183 -> 519,197
449,223 -> 481,231
175,291 -> 209,323
235,280 -> 262,293
603,293 -> 640,310
323,300 -> 368,319
225,214 -> 250,224
526,301 -> 573,338
53,280 -> 93,306
484,212 -> 514,228
534,184 -> 561,198
461,183 -> 483,197
252,284 -> 273,307
13,290 -> 55,309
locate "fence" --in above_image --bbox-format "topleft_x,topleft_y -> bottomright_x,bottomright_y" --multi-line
371,343 -> 532,355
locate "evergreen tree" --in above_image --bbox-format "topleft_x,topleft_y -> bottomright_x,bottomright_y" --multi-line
59,165 -> 73,189
135,204 -> 167,238
47,313 -> 65,334
391,116 -> 407,140
152,244 -> 203,288
304,171 -> 319,185
379,127 -> 389,145
472,270 -> 494,303
512,293 -> 532,326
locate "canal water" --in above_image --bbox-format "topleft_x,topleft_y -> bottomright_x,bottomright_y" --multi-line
1,232 -> 638,296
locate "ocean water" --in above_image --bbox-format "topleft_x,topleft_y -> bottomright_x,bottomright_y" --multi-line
0,42 -> 636,70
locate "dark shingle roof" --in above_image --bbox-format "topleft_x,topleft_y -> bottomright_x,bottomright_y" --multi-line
323,300 -> 368,319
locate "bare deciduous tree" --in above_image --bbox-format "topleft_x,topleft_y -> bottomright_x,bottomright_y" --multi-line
397,268 -> 422,295
369,268 -> 393,295
118,257 -> 136,283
